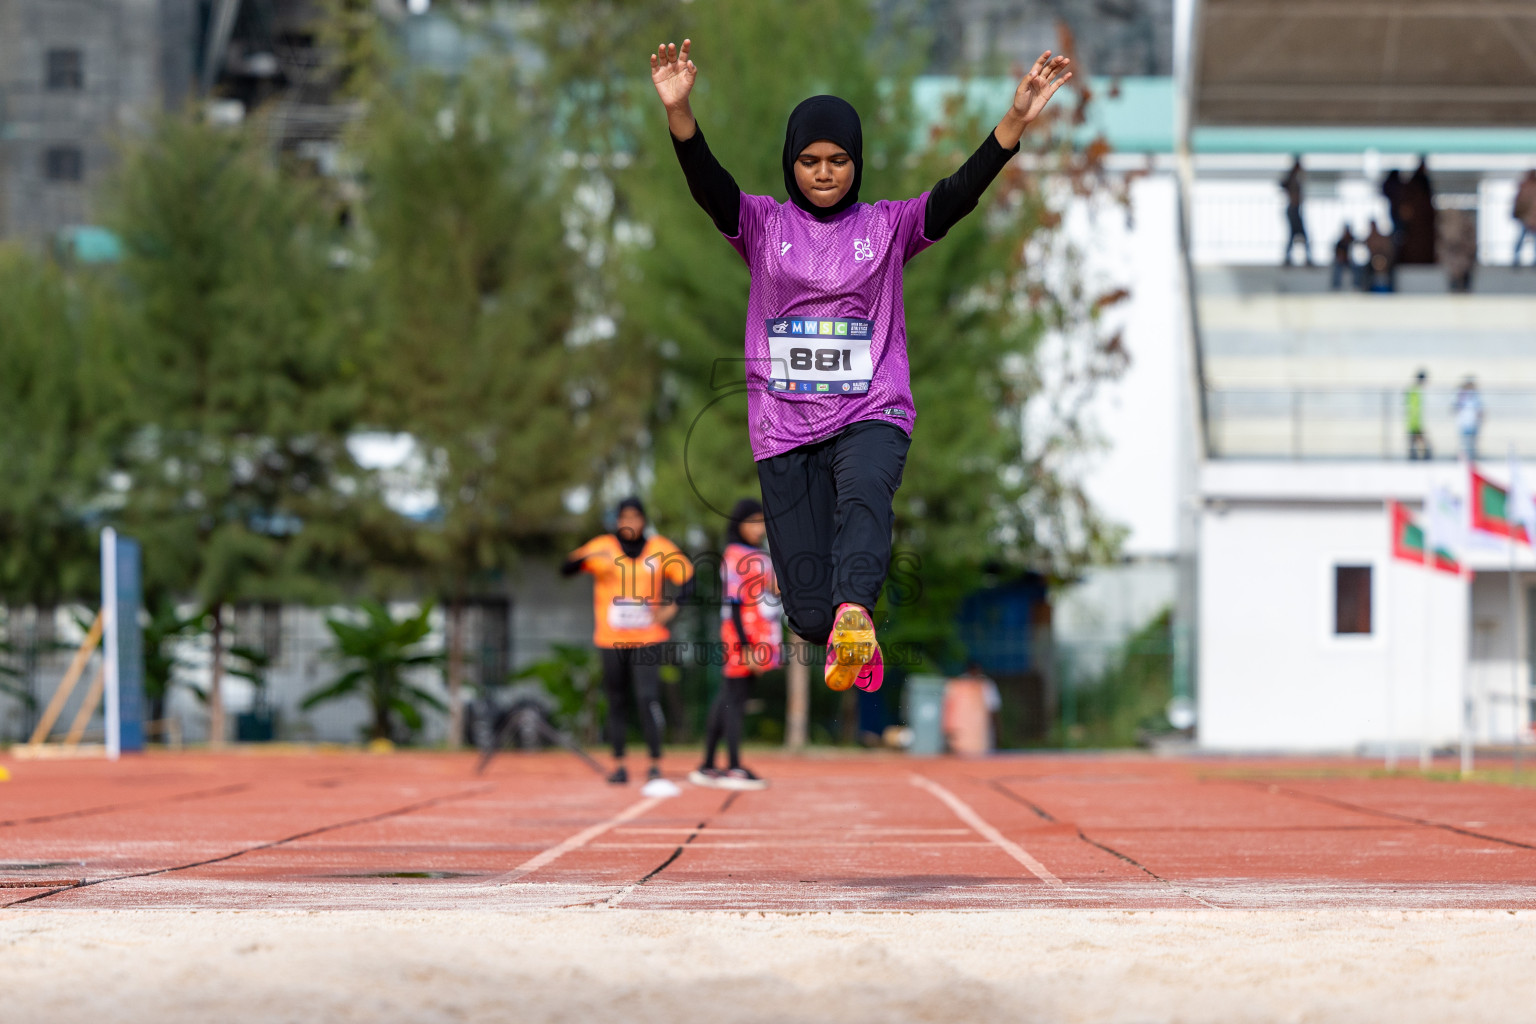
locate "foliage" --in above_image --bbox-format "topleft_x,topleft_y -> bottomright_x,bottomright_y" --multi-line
349,54 -> 618,597
510,642 -> 602,743
105,115 -> 375,608
0,635 -> 30,708
302,601 -> 445,741
0,248 -> 112,605
1057,606 -> 1173,748
0,4 -> 1131,743
141,599 -> 208,718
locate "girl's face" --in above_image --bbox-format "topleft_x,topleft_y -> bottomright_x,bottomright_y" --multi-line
739,514 -> 766,546
794,140 -> 854,208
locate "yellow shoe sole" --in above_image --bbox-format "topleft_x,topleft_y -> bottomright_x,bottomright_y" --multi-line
825,605 -> 876,692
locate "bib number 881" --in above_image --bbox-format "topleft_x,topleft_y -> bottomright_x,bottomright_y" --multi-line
790,348 -> 853,372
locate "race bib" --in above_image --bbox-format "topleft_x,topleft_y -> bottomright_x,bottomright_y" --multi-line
607,602 -> 655,631
765,318 -> 874,395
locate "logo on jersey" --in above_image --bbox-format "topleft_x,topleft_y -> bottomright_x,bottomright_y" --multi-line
771,319 -> 788,334
853,237 -> 875,262
781,242 -> 793,257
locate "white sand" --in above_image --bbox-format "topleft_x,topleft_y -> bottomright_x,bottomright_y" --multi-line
4,909 -> 1534,1023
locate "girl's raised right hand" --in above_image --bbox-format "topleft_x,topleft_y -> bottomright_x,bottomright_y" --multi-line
650,40 -> 696,110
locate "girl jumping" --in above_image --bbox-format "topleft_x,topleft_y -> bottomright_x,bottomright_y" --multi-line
650,39 -> 1070,693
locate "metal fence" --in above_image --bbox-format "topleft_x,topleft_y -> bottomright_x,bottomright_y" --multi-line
1207,386 -> 1536,460
1189,176 -> 1524,268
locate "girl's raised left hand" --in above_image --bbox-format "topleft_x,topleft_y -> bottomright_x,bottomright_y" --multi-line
1012,51 -> 1071,125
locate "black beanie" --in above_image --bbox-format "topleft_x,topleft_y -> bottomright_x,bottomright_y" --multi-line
782,95 -> 863,219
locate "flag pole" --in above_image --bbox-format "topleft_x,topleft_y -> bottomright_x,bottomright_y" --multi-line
1510,444 -> 1524,780
1386,550 -> 1397,772
1460,593 -> 1473,777
1510,531 -> 1521,779
1421,562 -> 1433,772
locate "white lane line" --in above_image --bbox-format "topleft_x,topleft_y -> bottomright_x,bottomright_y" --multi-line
493,796 -> 667,884
910,774 -> 1064,888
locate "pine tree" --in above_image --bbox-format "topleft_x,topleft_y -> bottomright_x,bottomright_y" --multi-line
0,248 -> 109,608
353,58 -> 616,740
105,115 -> 374,744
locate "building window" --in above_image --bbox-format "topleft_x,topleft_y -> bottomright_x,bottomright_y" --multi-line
44,147 -> 83,182
46,49 -> 83,90
1334,565 -> 1373,635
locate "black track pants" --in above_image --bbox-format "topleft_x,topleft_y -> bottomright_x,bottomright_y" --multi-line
756,419 -> 910,644
601,645 -> 664,759
703,675 -> 753,770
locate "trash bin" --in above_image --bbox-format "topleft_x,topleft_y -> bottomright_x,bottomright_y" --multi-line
904,675 -> 947,756
942,677 -> 994,755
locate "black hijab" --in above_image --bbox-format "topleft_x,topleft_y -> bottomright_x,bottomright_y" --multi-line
782,95 -> 863,219
614,496 -> 647,559
725,498 -> 764,549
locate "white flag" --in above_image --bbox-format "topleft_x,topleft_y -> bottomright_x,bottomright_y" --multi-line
1509,455 -> 1536,545
1425,485 -> 1463,562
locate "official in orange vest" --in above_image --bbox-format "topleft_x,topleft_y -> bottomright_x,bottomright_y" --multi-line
563,497 -> 695,784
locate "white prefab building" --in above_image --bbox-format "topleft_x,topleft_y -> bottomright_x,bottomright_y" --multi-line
1197,462 -> 1536,752
1171,1 -> 1536,752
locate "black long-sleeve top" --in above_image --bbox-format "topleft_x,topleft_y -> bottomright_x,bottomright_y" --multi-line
671,125 -> 1020,242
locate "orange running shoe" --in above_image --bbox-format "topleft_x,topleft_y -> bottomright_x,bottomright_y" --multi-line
823,602 -> 876,691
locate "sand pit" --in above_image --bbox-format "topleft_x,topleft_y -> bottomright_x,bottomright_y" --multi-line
5,909 -> 1535,1023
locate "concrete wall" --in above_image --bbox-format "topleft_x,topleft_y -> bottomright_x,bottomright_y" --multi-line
1468,569 -> 1535,744
0,0 -> 195,241
1199,501 -> 1468,751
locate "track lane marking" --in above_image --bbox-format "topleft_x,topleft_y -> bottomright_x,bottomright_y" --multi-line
493,795 -> 667,884
910,774 -> 1064,888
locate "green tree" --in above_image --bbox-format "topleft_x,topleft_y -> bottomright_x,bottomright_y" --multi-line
0,247 -> 112,607
301,600 -> 445,742
1059,607 -> 1174,748
105,115 -> 377,743
140,598 -> 208,724
352,56 -> 629,738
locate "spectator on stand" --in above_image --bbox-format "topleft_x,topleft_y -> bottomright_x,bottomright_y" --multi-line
1381,169 -> 1406,254
1330,225 -> 1358,291
1438,208 -> 1476,293
1399,157 -> 1438,265
1406,370 -> 1431,461
1280,157 -> 1312,266
1365,219 -> 1396,292
1513,171 -> 1536,266
1454,377 -> 1484,461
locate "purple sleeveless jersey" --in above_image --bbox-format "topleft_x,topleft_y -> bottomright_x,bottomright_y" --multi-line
724,192 -> 935,461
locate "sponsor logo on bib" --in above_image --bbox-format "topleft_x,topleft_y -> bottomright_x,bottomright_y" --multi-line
764,317 -> 876,395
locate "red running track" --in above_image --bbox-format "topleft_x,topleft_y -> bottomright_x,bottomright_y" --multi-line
3,749 -> 1536,911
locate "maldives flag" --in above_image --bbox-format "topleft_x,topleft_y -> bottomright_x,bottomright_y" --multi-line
1469,467 -> 1532,544
1389,501 -> 1461,574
